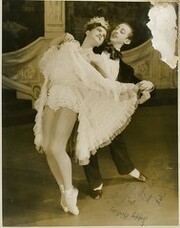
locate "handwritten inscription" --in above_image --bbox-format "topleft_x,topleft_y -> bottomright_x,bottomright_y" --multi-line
110,207 -> 148,226
105,159 -> 171,225
108,186 -> 167,207
131,212 -> 148,226
155,192 -> 167,206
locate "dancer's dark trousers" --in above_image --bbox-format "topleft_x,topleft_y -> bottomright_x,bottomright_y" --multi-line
83,134 -> 135,190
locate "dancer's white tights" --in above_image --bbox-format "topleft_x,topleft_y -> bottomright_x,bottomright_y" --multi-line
42,105 -> 77,190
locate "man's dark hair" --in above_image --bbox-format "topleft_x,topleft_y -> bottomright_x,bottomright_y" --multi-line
111,22 -> 134,40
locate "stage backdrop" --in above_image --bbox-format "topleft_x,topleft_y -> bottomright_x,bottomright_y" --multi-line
65,1 -> 152,50
3,1 -> 152,52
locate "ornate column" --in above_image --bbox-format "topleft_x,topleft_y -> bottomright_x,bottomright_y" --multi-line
44,0 -> 65,38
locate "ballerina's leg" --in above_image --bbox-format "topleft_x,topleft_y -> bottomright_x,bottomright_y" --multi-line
49,107 -> 79,215
42,105 -> 64,189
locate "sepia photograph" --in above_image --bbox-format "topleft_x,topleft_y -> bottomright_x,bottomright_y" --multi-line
2,0 -> 179,226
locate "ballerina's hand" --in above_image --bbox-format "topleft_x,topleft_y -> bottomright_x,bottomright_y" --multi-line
57,33 -> 75,47
137,80 -> 154,92
63,33 -> 75,42
138,91 -> 151,104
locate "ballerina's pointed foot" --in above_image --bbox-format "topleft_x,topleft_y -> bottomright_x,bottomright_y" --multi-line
64,187 -> 79,215
60,194 -> 68,213
60,185 -> 68,212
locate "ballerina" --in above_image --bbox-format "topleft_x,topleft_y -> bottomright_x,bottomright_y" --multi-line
33,17 -> 138,215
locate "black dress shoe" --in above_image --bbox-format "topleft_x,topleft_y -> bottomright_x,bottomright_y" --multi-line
90,189 -> 102,200
133,173 -> 147,182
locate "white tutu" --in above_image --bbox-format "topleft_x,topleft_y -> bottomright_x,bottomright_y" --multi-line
34,41 -> 139,165
77,88 -> 138,165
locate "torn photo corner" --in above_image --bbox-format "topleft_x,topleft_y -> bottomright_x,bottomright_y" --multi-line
147,3 -> 178,69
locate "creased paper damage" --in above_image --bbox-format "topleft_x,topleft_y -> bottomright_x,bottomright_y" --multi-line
147,3 -> 178,69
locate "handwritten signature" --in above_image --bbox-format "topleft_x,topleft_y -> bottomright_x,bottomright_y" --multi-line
110,207 -> 148,226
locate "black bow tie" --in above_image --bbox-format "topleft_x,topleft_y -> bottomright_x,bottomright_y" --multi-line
104,43 -> 122,60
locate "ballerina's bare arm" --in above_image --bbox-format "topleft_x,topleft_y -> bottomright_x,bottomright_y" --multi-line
88,53 -> 110,78
49,33 -> 74,47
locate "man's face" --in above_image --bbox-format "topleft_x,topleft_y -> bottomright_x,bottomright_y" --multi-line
86,26 -> 107,46
110,23 -> 132,45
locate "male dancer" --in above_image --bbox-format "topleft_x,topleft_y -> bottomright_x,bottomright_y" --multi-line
83,22 -> 154,199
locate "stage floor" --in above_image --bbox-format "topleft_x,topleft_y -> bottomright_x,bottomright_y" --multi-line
2,105 -> 178,226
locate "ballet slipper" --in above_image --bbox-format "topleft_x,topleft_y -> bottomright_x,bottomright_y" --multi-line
64,187 -> 79,215
60,191 -> 68,213
59,185 -> 68,212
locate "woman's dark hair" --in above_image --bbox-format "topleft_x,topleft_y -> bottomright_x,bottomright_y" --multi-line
85,22 -> 109,32
83,21 -> 110,45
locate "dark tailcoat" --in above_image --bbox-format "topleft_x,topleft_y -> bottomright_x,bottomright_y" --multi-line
83,46 -> 141,190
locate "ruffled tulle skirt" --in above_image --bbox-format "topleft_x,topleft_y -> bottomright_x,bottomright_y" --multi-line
34,42 -> 138,165
76,89 -> 138,165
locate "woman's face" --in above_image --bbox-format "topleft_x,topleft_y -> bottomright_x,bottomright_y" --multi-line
86,26 -> 107,47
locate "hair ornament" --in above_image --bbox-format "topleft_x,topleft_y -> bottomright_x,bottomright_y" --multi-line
84,17 -> 109,30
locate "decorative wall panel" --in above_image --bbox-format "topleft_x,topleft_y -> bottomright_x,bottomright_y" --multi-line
45,0 -> 65,38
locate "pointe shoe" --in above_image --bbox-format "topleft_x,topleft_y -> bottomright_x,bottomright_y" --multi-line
60,192 -> 68,213
59,185 -> 68,212
64,188 -> 79,215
